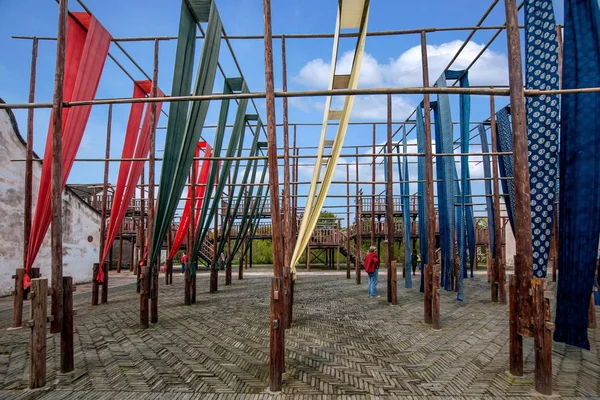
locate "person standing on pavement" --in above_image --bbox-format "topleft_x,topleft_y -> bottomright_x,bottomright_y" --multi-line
181,252 -> 188,275
364,246 -> 380,297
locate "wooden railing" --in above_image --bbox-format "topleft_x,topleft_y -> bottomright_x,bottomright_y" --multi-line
359,195 -> 418,215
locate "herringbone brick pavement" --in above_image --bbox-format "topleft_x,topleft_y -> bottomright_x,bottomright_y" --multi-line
0,269 -> 598,399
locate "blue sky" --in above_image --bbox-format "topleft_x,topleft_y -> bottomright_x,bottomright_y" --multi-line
0,0 -> 565,223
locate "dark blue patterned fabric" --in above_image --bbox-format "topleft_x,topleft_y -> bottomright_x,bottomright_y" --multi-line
479,124 -> 496,259
453,166 -> 465,300
525,0 -> 560,278
554,0 -> 600,350
495,107 -> 516,234
432,80 -> 455,291
416,105 -> 427,293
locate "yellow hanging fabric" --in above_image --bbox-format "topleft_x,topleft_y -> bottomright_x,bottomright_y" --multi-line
290,0 -> 371,279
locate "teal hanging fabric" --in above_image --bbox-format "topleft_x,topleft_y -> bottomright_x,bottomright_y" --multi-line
524,0 -> 560,279
396,127 -> 412,289
193,78 -> 250,262
150,0 -> 222,267
416,104 -> 427,293
452,166 -> 465,300
479,124 -> 496,259
554,0 -> 600,350
431,86 -> 455,291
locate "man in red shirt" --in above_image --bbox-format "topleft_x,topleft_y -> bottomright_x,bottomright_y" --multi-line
364,246 -> 380,297
181,252 -> 188,275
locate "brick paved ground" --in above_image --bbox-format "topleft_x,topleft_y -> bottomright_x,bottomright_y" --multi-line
0,268 -> 598,399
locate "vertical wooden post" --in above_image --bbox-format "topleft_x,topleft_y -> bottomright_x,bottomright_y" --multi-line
346,164 -> 351,279
49,0 -> 68,335
509,275 -> 523,375
117,224 -> 123,273
29,278 -> 47,389
421,30 -> 435,325
210,198 -> 218,293
263,0 -> 285,389
60,276 -> 74,373
12,269 -> 26,328
355,148 -> 362,285
505,2 -> 534,377
140,266 -> 149,328
21,39 -> 38,326
239,240 -> 244,280
490,95 -> 505,304
432,263 -> 440,329
92,263 -> 99,305
138,167 -> 145,293
130,234 -> 135,272
166,226 -> 172,285
148,39 -> 159,323
226,215 -> 232,285
533,278 -> 552,395
386,94 -> 396,304
99,104 -> 112,279
589,294 -> 597,329
101,260 -> 108,304
371,124 -> 376,246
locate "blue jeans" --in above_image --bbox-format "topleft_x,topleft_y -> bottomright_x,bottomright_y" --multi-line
368,268 -> 379,296
181,263 -> 186,274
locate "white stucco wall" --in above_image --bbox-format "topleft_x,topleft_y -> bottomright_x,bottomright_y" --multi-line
0,104 -> 101,296
500,203 -> 516,269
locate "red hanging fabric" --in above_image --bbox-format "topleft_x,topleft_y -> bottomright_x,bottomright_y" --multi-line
96,82 -> 164,283
167,143 -> 214,260
25,13 -> 111,289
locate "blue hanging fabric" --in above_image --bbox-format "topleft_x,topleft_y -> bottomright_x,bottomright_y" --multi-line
525,0 -> 561,279
479,124 -> 496,259
554,0 -> 600,350
396,126 -> 412,289
416,104 -> 427,293
495,107 -> 516,234
453,166 -> 465,300
432,77 -> 455,291
445,70 -> 475,282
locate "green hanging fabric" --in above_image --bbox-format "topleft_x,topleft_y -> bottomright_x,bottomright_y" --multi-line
150,0 -> 222,267
217,122 -> 262,258
192,79 -> 250,262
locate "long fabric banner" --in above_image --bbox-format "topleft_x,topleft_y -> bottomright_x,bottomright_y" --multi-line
167,143 -> 213,260
524,0 -> 561,278
150,0 -> 221,268
25,13 -> 111,288
554,0 -> 600,350
495,106 -> 516,233
97,81 -> 164,282
479,124 -> 496,259
416,105 -> 427,293
396,129 -> 412,289
431,92 -> 455,291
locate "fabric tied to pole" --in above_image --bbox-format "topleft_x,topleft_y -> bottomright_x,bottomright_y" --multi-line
150,0 -> 222,268
25,13 -> 111,288
554,0 -> 600,350
416,104 -> 427,293
167,143 -> 213,260
479,124 -> 496,258
431,77 -> 455,291
525,0 -> 561,278
495,106 -> 516,233
97,81 -> 164,283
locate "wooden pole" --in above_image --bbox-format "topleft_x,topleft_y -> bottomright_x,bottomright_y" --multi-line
490,95 -> 505,303
504,1 -> 534,376
140,266 -> 149,328
371,124 -> 376,246
130,234 -> 135,272
117,224 -> 123,273
432,263 -> 441,329
533,278 -> 552,395
281,34 -> 292,330
346,164 -> 351,279
101,257 -> 108,304
138,167 -> 145,293
12,269 -> 26,328
166,225 -> 172,284
509,275 -> 523,375
421,30 -> 435,325
226,215 -> 232,285
60,276 -> 74,373
210,197 -> 218,293
386,94 -> 396,304
149,39 -> 159,324
99,104 -> 112,282
239,240 -> 244,280
29,278 -> 48,389
92,263 -> 99,305
49,0 -> 68,335
355,148 -> 362,285
263,0 -> 285,389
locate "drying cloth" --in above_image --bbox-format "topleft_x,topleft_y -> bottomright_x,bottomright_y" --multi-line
495,106 -> 516,234
396,128 -> 412,289
25,13 -> 111,288
554,0 -> 600,350
479,124 -> 496,258
416,104 -> 427,293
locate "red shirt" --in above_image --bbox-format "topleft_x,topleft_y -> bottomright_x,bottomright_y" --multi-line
181,255 -> 188,264
364,252 -> 379,273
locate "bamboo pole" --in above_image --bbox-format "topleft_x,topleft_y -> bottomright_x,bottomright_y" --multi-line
386,94 -> 397,305
149,39 -> 159,324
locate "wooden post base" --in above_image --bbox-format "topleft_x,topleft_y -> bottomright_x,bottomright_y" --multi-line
140,266 -> 149,329
424,263 -> 433,324
184,267 -> 191,305
533,278 -> 553,395
432,264 -> 440,330
509,275 -> 523,376
269,277 -> 285,392
101,262 -> 108,304
60,276 -> 74,373
226,260 -> 232,285
589,293 -> 597,329
12,268 -> 25,328
210,263 -> 218,293
29,278 -> 47,389
191,270 -> 197,304
151,266 -> 158,323
91,263 -> 99,306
